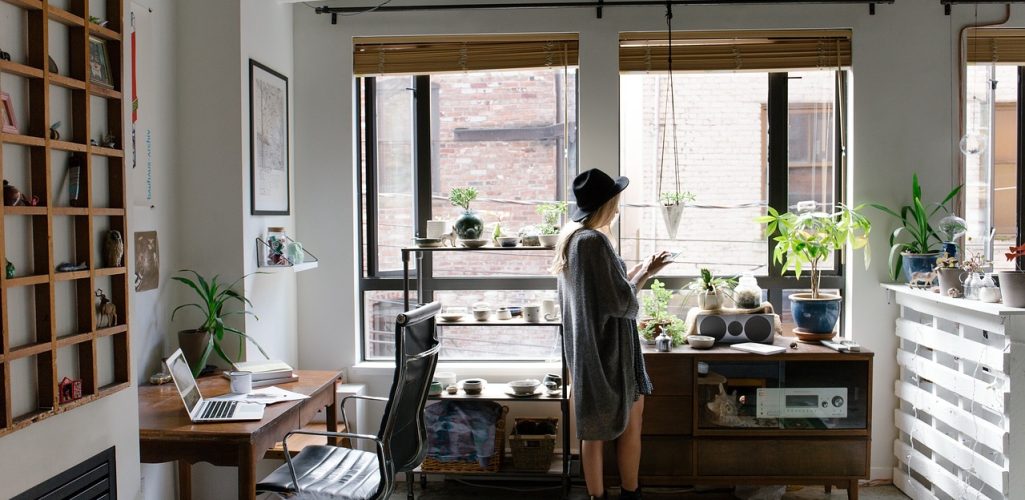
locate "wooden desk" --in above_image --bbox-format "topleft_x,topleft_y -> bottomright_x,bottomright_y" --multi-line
139,370 -> 342,500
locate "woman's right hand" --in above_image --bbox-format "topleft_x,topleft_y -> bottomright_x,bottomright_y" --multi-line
639,251 -> 673,279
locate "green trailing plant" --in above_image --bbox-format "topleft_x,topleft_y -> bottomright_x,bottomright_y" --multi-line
639,279 -> 684,345
171,270 -> 268,376
758,204 -> 871,299
536,201 -> 568,236
659,191 -> 696,207
449,187 -> 478,212
870,174 -> 963,281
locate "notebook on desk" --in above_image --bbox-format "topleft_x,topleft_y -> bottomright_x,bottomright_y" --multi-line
166,349 -> 265,422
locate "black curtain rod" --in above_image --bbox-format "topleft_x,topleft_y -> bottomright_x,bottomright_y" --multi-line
316,0 -> 891,16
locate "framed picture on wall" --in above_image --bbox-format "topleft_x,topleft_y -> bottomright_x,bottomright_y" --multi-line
249,59 -> 289,215
0,91 -> 17,133
88,36 -> 114,89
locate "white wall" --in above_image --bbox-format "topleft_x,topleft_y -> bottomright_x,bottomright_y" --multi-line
294,0 -> 1025,481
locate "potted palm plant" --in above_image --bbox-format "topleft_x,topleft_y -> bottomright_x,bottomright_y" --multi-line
536,201 -> 568,247
758,204 -> 871,334
172,270 -> 269,376
687,268 -> 736,311
449,187 -> 483,240
660,191 -> 695,240
871,174 -> 962,285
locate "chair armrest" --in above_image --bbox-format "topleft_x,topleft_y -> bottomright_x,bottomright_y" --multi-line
339,395 -> 388,434
281,430 -> 387,494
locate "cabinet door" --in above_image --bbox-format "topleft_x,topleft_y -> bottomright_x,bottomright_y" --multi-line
603,436 -> 693,478
696,439 -> 868,477
643,355 -> 692,396
642,396 -> 692,435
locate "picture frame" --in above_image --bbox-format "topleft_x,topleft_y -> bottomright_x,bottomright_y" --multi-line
0,91 -> 17,133
88,36 -> 114,89
249,59 -> 290,215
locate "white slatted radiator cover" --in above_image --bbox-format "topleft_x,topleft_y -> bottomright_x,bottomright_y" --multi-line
884,285 -> 1025,500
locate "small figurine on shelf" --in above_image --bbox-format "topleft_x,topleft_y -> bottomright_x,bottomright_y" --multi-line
5,259 -> 14,279
28,195 -> 39,206
105,229 -> 124,267
3,179 -> 26,206
88,16 -> 110,27
100,132 -> 117,149
96,289 -> 118,328
56,262 -> 88,272
0,50 -> 11,61
58,377 -> 83,404
49,121 -> 61,140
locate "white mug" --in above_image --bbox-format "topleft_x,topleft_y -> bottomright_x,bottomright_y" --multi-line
523,305 -> 541,322
426,220 -> 447,239
541,299 -> 557,319
229,371 -> 252,394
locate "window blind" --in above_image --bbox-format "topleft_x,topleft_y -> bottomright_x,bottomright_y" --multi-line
967,29 -> 1025,64
619,30 -> 851,73
353,34 -> 579,75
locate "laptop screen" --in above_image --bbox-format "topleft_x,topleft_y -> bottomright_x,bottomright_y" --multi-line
167,352 -> 201,414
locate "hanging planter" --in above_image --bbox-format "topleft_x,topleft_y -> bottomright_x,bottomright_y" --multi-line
659,192 -> 694,240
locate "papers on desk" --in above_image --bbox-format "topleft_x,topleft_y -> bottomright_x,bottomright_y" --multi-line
208,386 -> 310,405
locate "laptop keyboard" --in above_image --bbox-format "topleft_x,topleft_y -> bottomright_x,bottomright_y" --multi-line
200,400 -> 237,419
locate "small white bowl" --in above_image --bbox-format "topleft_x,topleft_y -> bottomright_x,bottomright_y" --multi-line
472,308 -> 491,321
538,234 -> 559,248
459,238 -> 489,248
687,335 -> 715,349
496,236 -> 519,247
508,379 -> 541,395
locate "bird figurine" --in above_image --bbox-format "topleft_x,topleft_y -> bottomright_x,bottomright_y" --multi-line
105,230 -> 124,268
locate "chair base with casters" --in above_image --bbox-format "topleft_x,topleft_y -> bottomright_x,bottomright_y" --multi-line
257,301 -> 441,500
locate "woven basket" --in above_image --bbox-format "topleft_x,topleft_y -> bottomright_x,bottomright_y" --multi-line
421,405 -> 508,473
509,417 -> 558,471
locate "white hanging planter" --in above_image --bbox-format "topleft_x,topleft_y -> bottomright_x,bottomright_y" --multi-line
661,203 -> 685,240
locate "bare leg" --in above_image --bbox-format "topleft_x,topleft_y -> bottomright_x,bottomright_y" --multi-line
616,396 -> 645,492
581,439 -> 605,496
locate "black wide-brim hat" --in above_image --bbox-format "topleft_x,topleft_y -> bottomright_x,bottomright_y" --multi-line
570,168 -> 630,222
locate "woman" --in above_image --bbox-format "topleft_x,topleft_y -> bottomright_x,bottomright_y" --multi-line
552,169 -> 672,500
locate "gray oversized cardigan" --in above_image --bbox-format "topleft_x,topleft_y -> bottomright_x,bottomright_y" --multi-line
558,229 -> 652,441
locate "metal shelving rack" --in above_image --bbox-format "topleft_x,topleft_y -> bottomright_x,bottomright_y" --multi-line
400,245 -> 572,493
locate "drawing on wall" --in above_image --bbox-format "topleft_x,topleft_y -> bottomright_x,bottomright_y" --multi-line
129,3 -> 155,208
134,230 -> 159,292
249,59 -> 289,215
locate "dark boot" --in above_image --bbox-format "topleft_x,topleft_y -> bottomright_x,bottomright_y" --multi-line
619,486 -> 642,500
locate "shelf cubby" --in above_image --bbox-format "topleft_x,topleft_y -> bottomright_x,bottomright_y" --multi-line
0,0 -> 127,436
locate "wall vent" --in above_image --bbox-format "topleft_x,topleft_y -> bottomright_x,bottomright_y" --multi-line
13,447 -> 116,500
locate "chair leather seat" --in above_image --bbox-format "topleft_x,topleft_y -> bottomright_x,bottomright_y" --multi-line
257,445 -> 382,500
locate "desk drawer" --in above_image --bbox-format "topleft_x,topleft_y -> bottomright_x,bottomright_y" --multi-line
643,355 -> 692,396
643,396 -> 691,435
604,437 -> 693,477
696,439 -> 867,477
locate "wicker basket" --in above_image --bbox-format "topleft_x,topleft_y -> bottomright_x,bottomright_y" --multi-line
421,405 -> 508,473
508,417 -> 558,472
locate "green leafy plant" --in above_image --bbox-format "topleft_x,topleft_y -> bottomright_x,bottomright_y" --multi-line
536,201 -> 568,236
935,253 -> 958,269
171,270 -> 268,376
687,268 -> 737,294
449,187 -> 478,211
758,205 -> 871,299
493,221 -> 504,239
870,174 -> 962,280
659,191 -> 695,206
639,280 -> 684,344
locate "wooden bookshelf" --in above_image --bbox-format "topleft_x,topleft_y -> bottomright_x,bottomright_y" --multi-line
0,0 -> 128,436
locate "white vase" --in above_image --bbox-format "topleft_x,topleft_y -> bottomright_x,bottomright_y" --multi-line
660,203 -> 685,240
698,290 -> 722,310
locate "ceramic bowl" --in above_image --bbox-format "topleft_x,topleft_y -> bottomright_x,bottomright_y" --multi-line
520,235 -> 540,247
508,379 -> 541,395
496,236 -> 519,247
538,234 -> 559,248
439,307 -> 467,322
414,237 -> 445,248
472,308 -> 491,321
459,238 -> 489,249
461,378 -> 486,395
495,307 -> 512,320
687,335 -> 715,349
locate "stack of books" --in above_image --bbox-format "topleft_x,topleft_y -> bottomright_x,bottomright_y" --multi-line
230,360 -> 298,387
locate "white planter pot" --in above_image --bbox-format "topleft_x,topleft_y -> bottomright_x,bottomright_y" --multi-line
698,290 -> 723,310
660,203 -> 685,240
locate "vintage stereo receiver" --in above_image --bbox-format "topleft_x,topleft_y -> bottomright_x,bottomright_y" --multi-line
694,313 -> 775,344
755,387 -> 848,418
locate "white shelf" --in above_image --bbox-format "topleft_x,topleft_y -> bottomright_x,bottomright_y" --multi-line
258,261 -> 318,273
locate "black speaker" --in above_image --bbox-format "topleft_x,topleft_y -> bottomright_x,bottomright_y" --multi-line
695,313 -> 775,344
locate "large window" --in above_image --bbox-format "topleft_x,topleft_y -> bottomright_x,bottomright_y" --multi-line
619,69 -> 846,325
360,66 -> 577,361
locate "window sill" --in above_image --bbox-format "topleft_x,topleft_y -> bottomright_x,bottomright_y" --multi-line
350,361 -> 563,379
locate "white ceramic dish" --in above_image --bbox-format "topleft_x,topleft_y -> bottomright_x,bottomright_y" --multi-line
504,388 -> 543,398
687,335 -> 715,349
459,238 -> 489,248
439,313 -> 464,322
496,236 -> 519,247
508,379 -> 541,394
414,237 -> 445,248
538,234 -> 559,248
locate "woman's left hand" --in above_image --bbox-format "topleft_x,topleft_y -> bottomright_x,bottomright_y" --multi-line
645,251 -> 673,276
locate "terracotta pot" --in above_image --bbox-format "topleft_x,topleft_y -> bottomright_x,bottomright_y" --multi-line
177,329 -> 211,373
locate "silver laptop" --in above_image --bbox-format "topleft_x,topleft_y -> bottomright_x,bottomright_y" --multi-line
165,349 -> 265,422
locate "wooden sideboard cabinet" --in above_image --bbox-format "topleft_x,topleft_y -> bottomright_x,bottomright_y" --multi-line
604,338 -> 873,500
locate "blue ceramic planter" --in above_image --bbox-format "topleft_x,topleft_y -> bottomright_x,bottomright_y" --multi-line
790,293 -> 842,334
901,252 -> 941,286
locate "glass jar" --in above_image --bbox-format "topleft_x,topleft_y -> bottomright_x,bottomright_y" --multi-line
734,275 -> 763,309
266,227 -> 288,266
964,272 -> 981,300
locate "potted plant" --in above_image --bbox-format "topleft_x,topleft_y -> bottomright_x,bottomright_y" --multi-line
687,268 -> 736,311
758,204 -> 871,334
639,279 -> 685,346
171,270 -> 269,376
934,253 -> 964,298
998,244 -> 1025,307
536,201 -> 568,248
659,191 -> 695,240
449,187 -> 483,240
871,174 -> 962,285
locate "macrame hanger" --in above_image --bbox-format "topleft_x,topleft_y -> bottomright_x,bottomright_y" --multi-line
656,1 -> 681,199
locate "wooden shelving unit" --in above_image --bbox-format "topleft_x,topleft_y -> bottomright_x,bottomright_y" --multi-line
0,0 -> 128,436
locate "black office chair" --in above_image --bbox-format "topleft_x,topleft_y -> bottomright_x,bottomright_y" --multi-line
257,301 -> 442,500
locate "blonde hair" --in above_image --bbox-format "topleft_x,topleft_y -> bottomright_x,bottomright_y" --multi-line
549,194 -> 621,274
